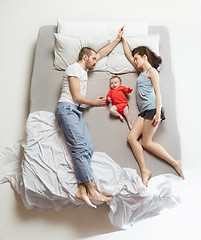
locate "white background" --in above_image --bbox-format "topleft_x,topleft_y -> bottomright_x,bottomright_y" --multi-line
0,0 -> 201,239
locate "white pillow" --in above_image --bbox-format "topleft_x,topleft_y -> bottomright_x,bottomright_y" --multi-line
57,19 -> 109,40
106,34 -> 160,74
55,20 -> 150,72
57,19 -> 149,40
54,33 -> 109,71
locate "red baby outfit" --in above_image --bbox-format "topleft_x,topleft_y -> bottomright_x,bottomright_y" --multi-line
106,86 -> 133,115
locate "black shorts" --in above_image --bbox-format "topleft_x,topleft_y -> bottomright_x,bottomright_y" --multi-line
138,107 -> 166,120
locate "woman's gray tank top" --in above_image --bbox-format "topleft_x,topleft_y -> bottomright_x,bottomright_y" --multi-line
136,68 -> 156,113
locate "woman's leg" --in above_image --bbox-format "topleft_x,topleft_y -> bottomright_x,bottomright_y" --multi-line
141,119 -> 184,179
127,117 -> 152,186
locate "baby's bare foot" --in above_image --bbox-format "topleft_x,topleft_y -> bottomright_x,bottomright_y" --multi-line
76,185 -> 97,209
119,115 -> 124,122
141,169 -> 152,187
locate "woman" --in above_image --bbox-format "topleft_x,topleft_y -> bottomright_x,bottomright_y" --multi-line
122,33 -> 184,187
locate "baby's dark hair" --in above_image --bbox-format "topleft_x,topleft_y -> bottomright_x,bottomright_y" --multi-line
132,46 -> 162,70
78,47 -> 96,60
110,75 -> 122,83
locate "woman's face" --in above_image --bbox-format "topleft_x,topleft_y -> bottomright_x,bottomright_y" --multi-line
133,53 -> 145,69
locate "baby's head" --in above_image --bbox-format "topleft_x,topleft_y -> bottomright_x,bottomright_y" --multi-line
110,76 -> 122,89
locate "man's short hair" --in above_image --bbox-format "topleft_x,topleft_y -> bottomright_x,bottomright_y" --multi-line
78,47 -> 96,60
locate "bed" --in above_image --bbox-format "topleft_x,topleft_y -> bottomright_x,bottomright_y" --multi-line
0,21 -> 182,229
30,22 -> 181,175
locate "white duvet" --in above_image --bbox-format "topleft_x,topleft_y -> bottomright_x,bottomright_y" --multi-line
0,111 -> 182,229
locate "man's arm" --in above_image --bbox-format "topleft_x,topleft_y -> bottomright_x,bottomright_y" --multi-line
148,69 -> 162,127
69,76 -> 106,106
96,26 -> 124,62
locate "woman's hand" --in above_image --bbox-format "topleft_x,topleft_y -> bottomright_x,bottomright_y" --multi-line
121,31 -> 126,41
152,113 -> 161,127
117,26 -> 124,41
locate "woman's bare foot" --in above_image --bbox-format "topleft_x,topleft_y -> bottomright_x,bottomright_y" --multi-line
75,184 -> 97,209
141,169 -> 152,187
173,160 -> 185,180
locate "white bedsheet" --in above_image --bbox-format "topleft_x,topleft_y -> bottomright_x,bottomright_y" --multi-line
0,111 -> 182,229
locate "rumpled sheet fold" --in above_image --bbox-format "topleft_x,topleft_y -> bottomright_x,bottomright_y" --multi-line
0,111 -> 182,229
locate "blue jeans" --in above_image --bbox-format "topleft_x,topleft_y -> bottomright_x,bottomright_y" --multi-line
55,102 -> 94,184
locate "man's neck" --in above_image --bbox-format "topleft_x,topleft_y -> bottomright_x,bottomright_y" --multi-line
78,60 -> 87,71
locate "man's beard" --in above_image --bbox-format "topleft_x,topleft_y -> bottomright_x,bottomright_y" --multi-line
88,64 -> 95,70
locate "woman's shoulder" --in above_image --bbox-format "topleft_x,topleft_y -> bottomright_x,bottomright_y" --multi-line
146,67 -> 159,78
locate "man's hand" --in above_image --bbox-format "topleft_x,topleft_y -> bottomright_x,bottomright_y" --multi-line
96,25 -> 125,61
93,96 -> 107,106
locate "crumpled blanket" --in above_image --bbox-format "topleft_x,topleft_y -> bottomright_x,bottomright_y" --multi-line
0,111 -> 182,229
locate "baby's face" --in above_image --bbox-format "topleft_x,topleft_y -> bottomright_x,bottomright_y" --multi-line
110,77 -> 121,89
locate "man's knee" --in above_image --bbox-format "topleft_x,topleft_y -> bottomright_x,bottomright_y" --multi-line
73,143 -> 93,159
88,144 -> 94,158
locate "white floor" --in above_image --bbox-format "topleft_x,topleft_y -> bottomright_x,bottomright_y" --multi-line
81,166 -> 201,240
1,0 -> 201,240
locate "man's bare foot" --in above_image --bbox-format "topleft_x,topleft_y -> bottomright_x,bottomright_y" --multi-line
174,160 -> 185,180
141,169 -> 152,187
75,184 -> 97,209
88,187 -> 112,202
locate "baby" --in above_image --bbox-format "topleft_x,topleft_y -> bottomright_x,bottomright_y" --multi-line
106,76 -> 133,129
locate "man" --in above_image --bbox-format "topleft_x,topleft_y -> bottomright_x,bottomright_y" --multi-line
55,27 -> 124,208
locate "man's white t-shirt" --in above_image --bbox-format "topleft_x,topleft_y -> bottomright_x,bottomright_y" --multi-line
58,62 -> 88,108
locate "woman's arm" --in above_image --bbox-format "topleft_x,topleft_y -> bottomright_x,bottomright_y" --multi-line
122,34 -> 135,67
147,69 -> 162,126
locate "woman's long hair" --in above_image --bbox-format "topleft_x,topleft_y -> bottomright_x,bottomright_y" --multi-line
132,46 -> 162,70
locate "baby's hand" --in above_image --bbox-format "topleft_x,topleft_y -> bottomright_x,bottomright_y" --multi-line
129,86 -> 133,91
107,97 -> 112,103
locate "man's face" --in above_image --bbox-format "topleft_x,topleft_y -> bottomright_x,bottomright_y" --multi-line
86,51 -> 97,70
